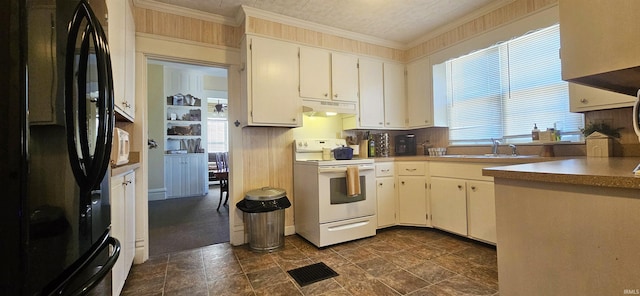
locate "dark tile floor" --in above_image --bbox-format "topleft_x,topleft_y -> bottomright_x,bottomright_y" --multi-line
121,227 -> 499,296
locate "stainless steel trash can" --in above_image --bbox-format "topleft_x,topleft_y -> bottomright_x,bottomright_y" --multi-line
236,187 -> 291,252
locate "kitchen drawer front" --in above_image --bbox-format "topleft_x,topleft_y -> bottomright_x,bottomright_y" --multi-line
375,163 -> 395,177
429,162 -> 499,181
397,162 -> 426,176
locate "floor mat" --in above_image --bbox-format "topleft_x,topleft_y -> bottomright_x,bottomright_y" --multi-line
287,262 -> 339,287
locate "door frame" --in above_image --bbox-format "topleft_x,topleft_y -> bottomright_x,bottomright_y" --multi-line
133,34 -> 244,264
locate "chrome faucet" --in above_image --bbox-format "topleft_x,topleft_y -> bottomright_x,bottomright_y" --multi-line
491,138 -> 500,155
509,144 -> 517,156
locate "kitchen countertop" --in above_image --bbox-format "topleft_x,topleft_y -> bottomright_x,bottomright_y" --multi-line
483,157 -> 640,189
372,154 -> 553,164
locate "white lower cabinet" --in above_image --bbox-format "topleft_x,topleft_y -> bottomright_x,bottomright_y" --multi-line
375,163 -> 396,228
396,162 -> 428,226
466,180 -> 496,243
430,176 -> 468,236
164,154 -> 207,198
430,162 -> 500,244
110,171 -> 135,296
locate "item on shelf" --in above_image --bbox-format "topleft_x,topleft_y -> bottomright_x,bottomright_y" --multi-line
190,124 -> 201,136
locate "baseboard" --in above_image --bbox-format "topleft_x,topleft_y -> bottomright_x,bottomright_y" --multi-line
285,225 -> 296,236
148,188 -> 166,201
133,239 -> 147,264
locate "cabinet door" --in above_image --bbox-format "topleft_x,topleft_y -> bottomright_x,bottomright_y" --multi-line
299,46 -> 331,100
250,37 -> 301,126
122,0 -> 136,119
383,62 -> 407,128
569,83 -> 635,112
110,175 -> 126,296
397,176 -> 427,226
467,180 -> 496,244
164,156 -> 185,198
406,58 -> 433,128
560,0 -> 640,83
107,0 -> 126,116
123,172 -> 136,269
376,177 -> 396,228
430,177 -> 467,236
358,58 -> 385,128
185,154 -> 207,196
331,52 -> 359,102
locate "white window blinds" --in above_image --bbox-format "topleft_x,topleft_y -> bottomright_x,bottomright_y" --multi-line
436,24 -> 584,145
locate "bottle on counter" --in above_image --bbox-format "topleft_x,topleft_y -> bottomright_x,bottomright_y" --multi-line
368,136 -> 376,157
532,124 -> 540,141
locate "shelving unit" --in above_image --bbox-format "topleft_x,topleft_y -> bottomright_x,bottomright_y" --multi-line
163,91 -> 208,198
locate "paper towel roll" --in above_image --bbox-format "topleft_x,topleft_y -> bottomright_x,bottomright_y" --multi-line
359,140 -> 368,158
346,166 -> 361,197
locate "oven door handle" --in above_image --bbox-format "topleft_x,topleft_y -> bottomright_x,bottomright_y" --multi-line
318,165 -> 375,173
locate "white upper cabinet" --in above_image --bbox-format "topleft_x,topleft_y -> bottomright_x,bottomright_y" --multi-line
107,0 -> 136,121
331,52 -> 359,102
406,57 -> 432,128
559,0 -> 640,96
299,46 -> 359,102
244,36 -> 301,127
357,58 -> 385,128
569,83 -> 635,112
299,46 -> 331,100
383,62 -> 407,128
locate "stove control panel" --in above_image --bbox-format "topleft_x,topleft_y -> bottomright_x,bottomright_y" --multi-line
294,139 -> 346,152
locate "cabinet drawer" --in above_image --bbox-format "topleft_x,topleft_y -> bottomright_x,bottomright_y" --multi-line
375,163 -> 394,177
430,162 -> 498,181
397,162 -> 426,176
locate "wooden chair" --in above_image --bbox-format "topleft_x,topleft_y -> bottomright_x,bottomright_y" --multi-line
214,152 -> 229,211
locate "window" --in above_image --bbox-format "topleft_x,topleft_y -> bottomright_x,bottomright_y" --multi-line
207,118 -> 228,152
434,24 -> 584,145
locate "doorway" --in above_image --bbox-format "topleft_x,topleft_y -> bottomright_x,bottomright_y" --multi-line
146,59 -> 229,256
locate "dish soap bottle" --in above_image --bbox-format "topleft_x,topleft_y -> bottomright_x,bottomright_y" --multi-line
532,124 -> 540,141
368,136 -> 376,157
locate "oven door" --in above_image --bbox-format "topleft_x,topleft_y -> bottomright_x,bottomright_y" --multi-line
317,164 -> 376,223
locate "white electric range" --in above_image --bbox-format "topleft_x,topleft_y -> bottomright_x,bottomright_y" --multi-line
293,139 -> 377,247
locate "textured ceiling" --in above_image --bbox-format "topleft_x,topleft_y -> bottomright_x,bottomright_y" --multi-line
151,0 -> 499,44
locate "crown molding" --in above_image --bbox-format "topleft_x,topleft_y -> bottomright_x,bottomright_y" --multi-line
240,5 -> 406,50
133,0 -> 239,26
407,0 -> 518,49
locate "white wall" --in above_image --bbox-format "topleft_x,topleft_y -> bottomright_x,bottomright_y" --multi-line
292,115 -> 345,139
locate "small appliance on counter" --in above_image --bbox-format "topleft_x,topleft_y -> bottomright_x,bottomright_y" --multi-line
395,134 -> 417,156
111,127 -> 130,166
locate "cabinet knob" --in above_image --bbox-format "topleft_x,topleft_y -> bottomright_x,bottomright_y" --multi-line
292,118 -> 296,122
378,122 -> 383,125
386,122 -> 390,125
580,98 -> 588,103
324,93 -> 328,97
401,181 -> 405,185
471,186 -> 477,191
334,93 -> 338,98
457,185 -> 463,190
378,182 -> 383,186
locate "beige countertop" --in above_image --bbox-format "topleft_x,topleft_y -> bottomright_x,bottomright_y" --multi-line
483,157 -> 640,189
372,154 -> 553,164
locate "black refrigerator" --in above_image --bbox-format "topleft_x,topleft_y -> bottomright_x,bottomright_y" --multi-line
1,0 -> 120,295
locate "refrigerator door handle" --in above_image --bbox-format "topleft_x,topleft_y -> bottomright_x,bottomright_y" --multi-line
65,0 -> 115,192
41,233 -> 121,296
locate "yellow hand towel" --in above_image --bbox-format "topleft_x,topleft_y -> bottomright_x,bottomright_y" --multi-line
346,166 -> 361,197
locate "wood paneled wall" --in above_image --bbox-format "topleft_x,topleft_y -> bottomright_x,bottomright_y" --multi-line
246,17 -> 405,62
406,0 -> 558,61
133,7 -> 244,48
241,127 -> 295,225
